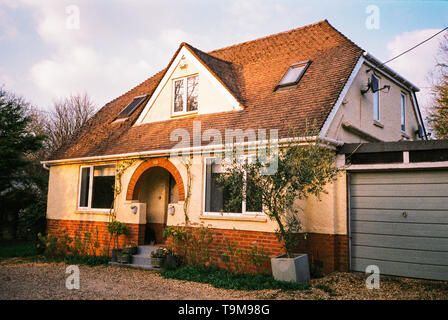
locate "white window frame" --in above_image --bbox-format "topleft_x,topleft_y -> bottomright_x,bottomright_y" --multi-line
202,156 -> 264,217
172,74 -> 199,116
401,92 -> 406,133
77,165 -> 115,212
372,74 -> 380,122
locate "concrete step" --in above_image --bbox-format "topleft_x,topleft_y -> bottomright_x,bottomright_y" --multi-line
131,254 -> 151,266
109,262 -> 160,272
136,245 -> 159,256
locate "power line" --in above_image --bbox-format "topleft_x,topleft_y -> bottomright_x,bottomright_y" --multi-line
380,26 -> 448,68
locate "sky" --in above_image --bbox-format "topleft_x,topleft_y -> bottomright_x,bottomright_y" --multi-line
0,0 -> 447,122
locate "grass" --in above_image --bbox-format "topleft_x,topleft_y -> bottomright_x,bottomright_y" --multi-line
0,240 -> 38,259
161,265 -> 311,291
0,240 -> 109,266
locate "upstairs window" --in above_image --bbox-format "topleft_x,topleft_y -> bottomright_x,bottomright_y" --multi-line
173,75 -> 199,115
275,60 -> 311,90
372,74 -> 380,122
401,93 -> 406,133
204,157 -> 263,215
115,95 -> 148,121
78,165 -> 116,210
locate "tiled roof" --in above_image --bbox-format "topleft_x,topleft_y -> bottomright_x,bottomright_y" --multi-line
48,20 -> 363,161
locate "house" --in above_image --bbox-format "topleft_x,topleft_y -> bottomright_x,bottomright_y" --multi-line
42,20 -> 430,275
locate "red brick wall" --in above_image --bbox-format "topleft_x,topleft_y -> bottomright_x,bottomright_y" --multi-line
164,226 -> 349,274
46,219 -> 145,255
293,233 -> 349,274
47,219 -> 349,272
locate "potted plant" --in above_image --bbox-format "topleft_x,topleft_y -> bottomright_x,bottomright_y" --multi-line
218,130 -> 340,282
107,220 -> 129,261
150,247 -> 168,268
165,249 -> 181,270
117,251 -> 131,264
124,242 -> 138,255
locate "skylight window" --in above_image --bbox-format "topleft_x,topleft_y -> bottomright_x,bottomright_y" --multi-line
275,60 -> 311,90
115,95 -> 148,120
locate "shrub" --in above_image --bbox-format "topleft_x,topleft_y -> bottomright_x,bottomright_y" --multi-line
37,230 -> 72,257
164,223 -> 213,266
216,239 -> 270,274
106,220 -> 128,250
161,265 -> 310,291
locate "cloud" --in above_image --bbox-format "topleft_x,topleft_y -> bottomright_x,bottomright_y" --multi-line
0,9 -> 18,40
29,45 -> 154,108
386,29 -> 445,120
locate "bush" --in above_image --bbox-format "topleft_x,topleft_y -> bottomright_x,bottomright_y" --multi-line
37,230 -> 72,257
161,265 -> 310,291
164,224 -> 213,266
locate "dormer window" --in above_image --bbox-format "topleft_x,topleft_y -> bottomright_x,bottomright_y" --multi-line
275,60 -> 311,90
173,75 -> 199,115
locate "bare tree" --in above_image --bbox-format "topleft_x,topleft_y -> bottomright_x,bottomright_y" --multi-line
45,93 -> 97,153
427,34 -> 448,139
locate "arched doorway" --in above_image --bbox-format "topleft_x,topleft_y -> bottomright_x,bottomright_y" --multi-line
126,158 -> 185,244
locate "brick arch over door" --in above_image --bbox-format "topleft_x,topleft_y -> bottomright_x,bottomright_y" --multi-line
126,157 -> 185,202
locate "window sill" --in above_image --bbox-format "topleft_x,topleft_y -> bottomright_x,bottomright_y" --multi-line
200,214 -> 267,222
401,132 -> 410,139
171,111 -> 198,118
373,120 -> 384,128
76,209 -> 112,216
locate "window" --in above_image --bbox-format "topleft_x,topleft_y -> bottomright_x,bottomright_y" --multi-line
173,75 -> 198,115
372,74 -> 380,121
115,95 -> 148,120
78,165 -> 116,210
204,158 -> 262,215
275,60 -> 311,90
401,93 -> 406,133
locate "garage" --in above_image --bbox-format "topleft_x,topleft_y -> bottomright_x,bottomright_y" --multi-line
349,170 -> 448,280
339,140 -> 448,281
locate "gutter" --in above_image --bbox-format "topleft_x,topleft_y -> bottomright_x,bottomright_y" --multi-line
362,52 -> 420,92
41,136 -> 344,167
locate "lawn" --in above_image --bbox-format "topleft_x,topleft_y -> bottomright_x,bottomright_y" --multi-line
0,240 -> 38,259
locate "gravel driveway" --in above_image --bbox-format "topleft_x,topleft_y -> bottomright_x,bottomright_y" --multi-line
0,259 -> 447,300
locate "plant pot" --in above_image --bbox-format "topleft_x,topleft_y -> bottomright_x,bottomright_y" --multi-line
150,257 -> 165,268
111,249 -> 121,262
165,254 -> 179,269
122,246 -> 137,255
271,253 -> 310,283
117,252 -> 131,264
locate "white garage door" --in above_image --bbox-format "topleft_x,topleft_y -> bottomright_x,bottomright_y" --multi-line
350,170 -> 448,281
